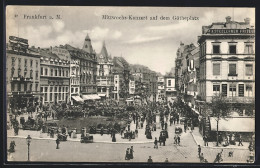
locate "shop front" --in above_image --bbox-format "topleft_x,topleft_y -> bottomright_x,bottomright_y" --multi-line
208,117 -> 255,142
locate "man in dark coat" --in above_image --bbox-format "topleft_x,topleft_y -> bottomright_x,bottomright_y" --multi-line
56,138 -> 60,149
198,145 -> 201,157
130,146 -> 134,159
100,127 -> 104,136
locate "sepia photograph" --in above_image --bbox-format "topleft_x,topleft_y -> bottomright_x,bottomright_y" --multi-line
5,6 -> 255,163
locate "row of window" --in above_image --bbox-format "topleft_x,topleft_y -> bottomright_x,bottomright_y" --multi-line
12,57 -> 39,68
11,83 -> 38,92
213,63 -> 253,76
212,43 -> 254,54
41,67 -> 69,77
43,92 -> 68,102
41,86 -> 69,93
11,68 -> 39,79
213,83 -> 253,97
71,87 -> 79,93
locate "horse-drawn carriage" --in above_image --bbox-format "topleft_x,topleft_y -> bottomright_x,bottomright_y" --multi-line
80,133 -> 94,143
23,117 -> 41,131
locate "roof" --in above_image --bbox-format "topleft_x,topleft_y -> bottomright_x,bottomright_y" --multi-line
39,50 -> 60,59
97,41 -> 112,63
64,44 -> 96,61
210,117 -> 254,132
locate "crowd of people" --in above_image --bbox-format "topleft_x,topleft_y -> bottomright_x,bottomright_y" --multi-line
7,96 -> 254,163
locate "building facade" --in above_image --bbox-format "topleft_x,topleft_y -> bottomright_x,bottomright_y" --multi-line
157,76 -> 165,102
164,75 -> 177,102
39,49 -> 70,105
112,56 -> 130,100
96,42 -> 114,98
6,36 -> 41,110
197,16 -> 255,137
81,35 -> 98,98
198,16 -> 255,108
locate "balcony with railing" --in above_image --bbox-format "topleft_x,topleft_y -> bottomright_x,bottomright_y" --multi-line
11,77 -> 33,82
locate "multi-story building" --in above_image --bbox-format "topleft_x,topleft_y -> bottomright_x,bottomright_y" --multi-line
63,43 -> 98,102
175,43 -> 200,108
96,42 -> 114,99
157,76 -> 165,102
130,65 -> 157,102
112,56 -> 130,100
185,46 -> 200,109
39,49 -> 70,105
149,71 -> 158,102
197,16 -> 255,137
81,35 -> 98,99
129,79 -> 135,95
198,16 -> 255,108
6,36 -> 41,110
175,42 -> 185,93
51,45 -> 83,104
164,75 -> 177,102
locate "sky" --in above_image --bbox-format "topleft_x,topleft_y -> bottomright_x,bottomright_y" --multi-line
6,6 -> 255,75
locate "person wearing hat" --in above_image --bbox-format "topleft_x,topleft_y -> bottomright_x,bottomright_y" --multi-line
198,145 -> 201,157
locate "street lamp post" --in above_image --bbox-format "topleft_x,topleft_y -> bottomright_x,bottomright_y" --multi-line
26,135 -> 32,161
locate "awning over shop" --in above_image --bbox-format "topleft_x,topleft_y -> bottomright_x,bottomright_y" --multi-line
210,117 -> 255,132
98,93 -> 106,97
92,95 -> 101,99
82,95 -> 92,100
72,96 -> 84,102
83,94 -> 100,100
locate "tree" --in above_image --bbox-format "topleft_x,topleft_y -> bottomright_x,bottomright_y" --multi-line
210,94 -> 230,146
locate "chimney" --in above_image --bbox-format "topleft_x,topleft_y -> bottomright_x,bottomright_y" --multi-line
244,18 -> 250,24
226,16 -> 231,23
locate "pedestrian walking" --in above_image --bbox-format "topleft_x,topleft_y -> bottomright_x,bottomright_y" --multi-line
164,122 -> 168,130
154,137 -> 158,149
112,131 -> 116,142
165,158 -> 169,162
198,145 -> 201,157
130,146 -> 134,159
100,127 -> 104,136
127,123 -> 130,131
174,135 -> 177,144
199,153 -> 204,162
147,156 -> 153,163
56,138 -> 60,149
213,152 -> 223,163
203,135 -> 208,146
184,123 -> 187,133
159,135 -> 163,146
238,135 -> 243,146
177,135 -> 180,145
161,121 -> 164,130
135,129 -> 138,138
125,148 -> 130,160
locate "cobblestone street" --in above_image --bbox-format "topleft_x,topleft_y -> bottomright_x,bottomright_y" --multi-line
7,115 -> 251,163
